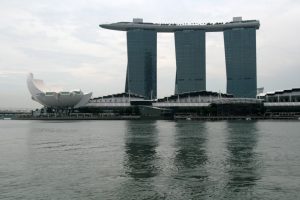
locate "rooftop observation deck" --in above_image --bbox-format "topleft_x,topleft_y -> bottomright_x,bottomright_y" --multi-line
100,17 -> 260,32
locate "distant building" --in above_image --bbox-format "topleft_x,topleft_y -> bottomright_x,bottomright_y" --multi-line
88,92 -> 144,105
257,88 -> 300,113
257,87 -> 264,95
154,91 -> 262,116
157,91 -> 233,103
257,88 -> 300,102
82,92 -> 145,114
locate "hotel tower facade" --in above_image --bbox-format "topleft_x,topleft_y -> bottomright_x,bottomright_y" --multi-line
100,17 -> 260,98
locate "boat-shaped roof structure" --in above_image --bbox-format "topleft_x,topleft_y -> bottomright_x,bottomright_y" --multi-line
100,17 -> 260,32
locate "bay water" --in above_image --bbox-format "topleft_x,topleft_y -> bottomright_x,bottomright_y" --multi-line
1,120 -> 300,199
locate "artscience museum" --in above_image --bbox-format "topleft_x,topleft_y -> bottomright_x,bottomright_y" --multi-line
27,73 -> 92,109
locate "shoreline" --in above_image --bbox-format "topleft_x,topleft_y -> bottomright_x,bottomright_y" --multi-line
1,115 -> 299,121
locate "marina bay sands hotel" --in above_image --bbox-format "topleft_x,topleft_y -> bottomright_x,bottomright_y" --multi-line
100,17 -> 260,99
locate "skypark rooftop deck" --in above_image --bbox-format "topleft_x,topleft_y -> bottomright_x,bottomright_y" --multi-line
100,17 -> 260,32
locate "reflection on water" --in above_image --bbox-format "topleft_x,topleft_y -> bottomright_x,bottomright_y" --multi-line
173,122 -> 208,175
225,122 -> 261,196
171,122 -> 209,198
118,120 -> 163,199
123,120 -> 159,179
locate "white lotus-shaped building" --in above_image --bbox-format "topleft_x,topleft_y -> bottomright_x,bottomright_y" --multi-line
27,73 -> 92,108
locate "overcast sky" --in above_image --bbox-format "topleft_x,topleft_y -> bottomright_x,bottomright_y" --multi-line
0,0 -> 300,109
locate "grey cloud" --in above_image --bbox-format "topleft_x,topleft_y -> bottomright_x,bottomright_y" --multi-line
0,0 -> 300,108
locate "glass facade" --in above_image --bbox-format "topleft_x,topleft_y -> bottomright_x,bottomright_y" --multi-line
125,29 -> 157,99
174,30 -> 206,94
224,28 -> 257,98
